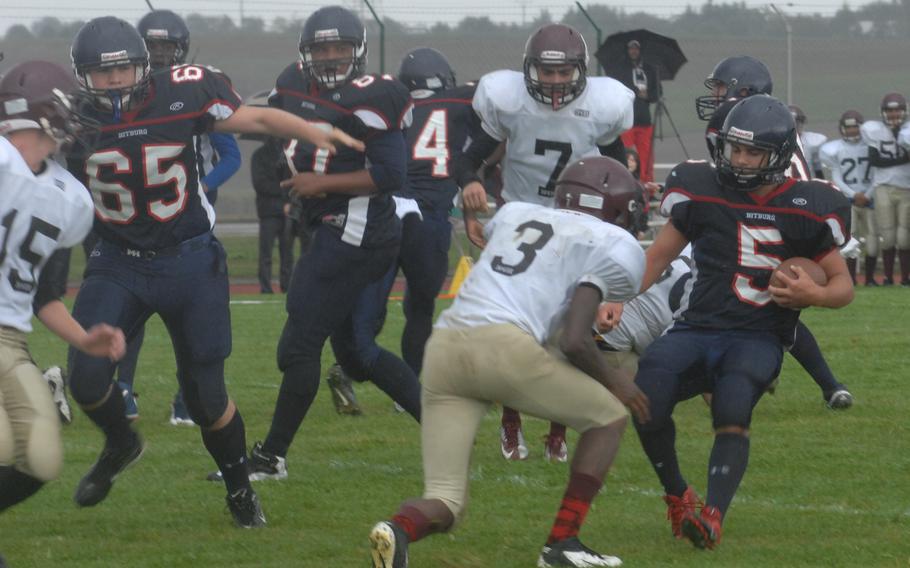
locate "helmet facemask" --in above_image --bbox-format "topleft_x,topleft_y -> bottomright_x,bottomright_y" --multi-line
75,60 -> 150,120
299,36 -> 366,90
714,134 -> 790,192
524,59 -> 586,111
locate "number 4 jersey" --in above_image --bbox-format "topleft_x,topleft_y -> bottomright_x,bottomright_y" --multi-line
661,161 -> 851,337
67,65 -> 242,250
436,201 -> 645,344
0,138 -> 93,331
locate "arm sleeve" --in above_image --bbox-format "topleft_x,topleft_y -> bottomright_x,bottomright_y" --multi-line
32,248 -> 71,314
598,137 -> 627,163
366,129 -> 408,194
201,133 -> 242,190
452,130 -> 501,188
868,146 -> 910,167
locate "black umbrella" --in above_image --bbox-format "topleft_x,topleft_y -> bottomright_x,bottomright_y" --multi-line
596,29 -> 687,81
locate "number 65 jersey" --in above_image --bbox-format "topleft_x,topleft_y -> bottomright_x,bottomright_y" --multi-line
436,201 -> 645,344
661,161 -> 851,337
67,65 -> 242,251
0,138 -> 93,332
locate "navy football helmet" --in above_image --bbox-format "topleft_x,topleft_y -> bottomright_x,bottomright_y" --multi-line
137,10 -> 191,69
696,56 -> 773,121
555,156 -> 642,230
714,95 -> 797,192
71,17 -> 150,116
298,6 -> 367,89
838,110 -> 864,142
398,48 -> 456,94
523,23 -> 588,110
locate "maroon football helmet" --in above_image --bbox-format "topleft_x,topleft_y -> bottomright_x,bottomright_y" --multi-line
0,61 -> 78,139
523,23 -> 588,110
880,92 -> 907,127
554,156 -> 642,230
838,110 -> 864,142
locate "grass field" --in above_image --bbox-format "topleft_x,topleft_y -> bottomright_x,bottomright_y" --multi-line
1,285 -> 908,567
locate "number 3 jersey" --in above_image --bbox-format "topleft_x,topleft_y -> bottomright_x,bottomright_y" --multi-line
67,65 -> 242,251
0,138 -> 93,331
436,201 -> 645,344
661,161 -> 850,337
270,63 -> 413,248
472,70 -> 634,206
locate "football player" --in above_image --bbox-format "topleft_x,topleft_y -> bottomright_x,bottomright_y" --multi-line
64,16 -> 361,527
452,23 -> 634,462
820,111 -> 877,285
101,9 -> 245,427
0,61 -> 125,517
634,96 -> 853,550
789,105 -> 828,179
244,5 -> 416,479
696,57 -> 854,410
368,157 -> 650,568
862,92 -> 910,285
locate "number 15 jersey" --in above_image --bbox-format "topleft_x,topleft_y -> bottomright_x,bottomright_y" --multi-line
436,202 -> 645,344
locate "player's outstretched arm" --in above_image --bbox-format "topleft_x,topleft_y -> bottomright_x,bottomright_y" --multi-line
36,301 -> 126,361
216,105 -> 365,154
561,284 -> 650,423
769,250 -> 854,309
641,222 -> 688,293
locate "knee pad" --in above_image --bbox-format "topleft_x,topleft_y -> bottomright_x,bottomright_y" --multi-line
24,418 -> 63,482
179,365 -> 229,428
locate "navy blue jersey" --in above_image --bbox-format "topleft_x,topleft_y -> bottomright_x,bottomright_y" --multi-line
270,63 -> 412,248
661,161 -> 850,337
67,65 -> 241,250
402,84 -> 481,213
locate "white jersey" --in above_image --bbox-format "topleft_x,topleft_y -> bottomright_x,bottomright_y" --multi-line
819,139 -> 873,199
599,248 -> 693,355
473,70 -> 634,207
861,120 -> 910,188
800,131 -> 828,175
0,138 -> 93,332
437,202 -> 645,344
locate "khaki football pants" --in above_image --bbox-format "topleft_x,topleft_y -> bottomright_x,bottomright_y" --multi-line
419,324 -> 627,519
873,184 -> 910,249
0,326 -> 62,481
852,205 -> 880,257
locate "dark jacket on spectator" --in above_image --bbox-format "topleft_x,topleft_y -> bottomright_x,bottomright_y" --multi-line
611,59 -> 661,126
252,140 -> 288,219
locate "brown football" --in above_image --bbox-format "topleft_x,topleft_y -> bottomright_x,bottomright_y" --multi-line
769,257 -> 828,289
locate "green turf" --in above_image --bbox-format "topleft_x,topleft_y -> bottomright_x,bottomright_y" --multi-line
2,287 -> 907,567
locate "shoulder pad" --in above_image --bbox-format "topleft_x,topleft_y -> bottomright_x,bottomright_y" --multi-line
861,120 -> 893,145
437,83 -> 476,102
818,140 -> 841,165
474,70 -> 525,115
342,75 -> 413,131
275,62 -> 306,91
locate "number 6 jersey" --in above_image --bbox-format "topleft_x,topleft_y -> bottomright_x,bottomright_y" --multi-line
0,138 -> 93,331
436,201 -> 645,344
66,65 -> 242,250
661,161 -> 851,337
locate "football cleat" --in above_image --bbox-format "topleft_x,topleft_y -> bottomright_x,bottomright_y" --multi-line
226,487 -> 267,528
326,363 -> 363,416
248,441 -> 288,481
119,381 -> 139,421
500,422 -> 529,461
825,388 -> 854,410
681,505 -> 723,550
544,433 -> 568,463
664,486 -> 702,539
43,366 -> 73,425
74,432 -> 145,507
169,392 -> 195,426
537,537 -> 622,567
369,521 -> 409,568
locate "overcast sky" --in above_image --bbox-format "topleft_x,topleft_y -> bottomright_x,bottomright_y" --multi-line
0,0 -> 874,32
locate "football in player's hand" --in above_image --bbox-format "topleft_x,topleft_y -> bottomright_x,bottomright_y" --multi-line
769,257 -> 828,288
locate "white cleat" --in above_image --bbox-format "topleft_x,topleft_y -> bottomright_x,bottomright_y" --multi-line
44,366 -> 72,424
500,424 -> 529,461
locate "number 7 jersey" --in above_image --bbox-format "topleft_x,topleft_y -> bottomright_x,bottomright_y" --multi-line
66,65 -> 242,250
436,202 -> 645,344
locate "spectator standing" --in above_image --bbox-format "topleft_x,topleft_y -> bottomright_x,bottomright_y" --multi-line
253,137 -> 293,294
616,40 -> 661,183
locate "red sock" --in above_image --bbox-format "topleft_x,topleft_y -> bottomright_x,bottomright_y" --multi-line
549,422 -> 567,437
502,406 -> 521,425
547,472 -> 603,545
392,505 -> 432,543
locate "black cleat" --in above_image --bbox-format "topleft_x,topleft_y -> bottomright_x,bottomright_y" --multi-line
369,521 -> 409,568
537,537 -> 622,567
248,441 -> 287,481
226,487 -> 266,528
74,433 -> 144,507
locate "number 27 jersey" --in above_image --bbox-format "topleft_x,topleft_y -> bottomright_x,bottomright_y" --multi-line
436,202 -> 645,344
67,65 -> 242,250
